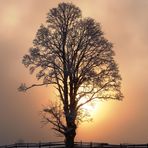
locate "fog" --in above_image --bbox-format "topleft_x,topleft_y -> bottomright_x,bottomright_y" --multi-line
0,0 -> 148,145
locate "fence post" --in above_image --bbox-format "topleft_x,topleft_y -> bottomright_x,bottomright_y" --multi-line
90,142 -> 92,148
80,141 -> 82,148
39,142 -> 41,148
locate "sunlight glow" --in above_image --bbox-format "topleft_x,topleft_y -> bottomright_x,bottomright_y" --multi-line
77,85 -> 116,126
79,97 -> 99,116
77,86 -> 101,118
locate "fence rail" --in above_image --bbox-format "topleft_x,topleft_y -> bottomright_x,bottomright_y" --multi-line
0,142 -> 148,148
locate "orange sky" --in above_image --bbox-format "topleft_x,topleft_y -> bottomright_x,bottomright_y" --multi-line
0,0 -> 148,145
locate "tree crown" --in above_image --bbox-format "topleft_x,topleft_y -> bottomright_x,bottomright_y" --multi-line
19,2 -> 123,136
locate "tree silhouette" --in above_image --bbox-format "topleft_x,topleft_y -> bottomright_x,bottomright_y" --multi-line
19,3 -> 123,148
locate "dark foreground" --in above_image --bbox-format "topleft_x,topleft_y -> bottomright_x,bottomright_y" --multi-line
0,142 -> 148,148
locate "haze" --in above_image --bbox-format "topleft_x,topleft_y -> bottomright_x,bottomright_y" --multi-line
0,0 -> 148,145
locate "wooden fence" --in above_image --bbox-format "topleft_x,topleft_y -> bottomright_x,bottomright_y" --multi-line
0,142 -> 148,148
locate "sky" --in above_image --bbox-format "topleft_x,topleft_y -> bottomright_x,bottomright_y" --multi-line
0,0 -> 148,145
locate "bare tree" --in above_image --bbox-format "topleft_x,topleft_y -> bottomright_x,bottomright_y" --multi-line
19,3 -> 123,148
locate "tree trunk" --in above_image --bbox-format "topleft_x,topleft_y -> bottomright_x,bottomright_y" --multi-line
65,135 -> 75,148
65,123 -> 76,148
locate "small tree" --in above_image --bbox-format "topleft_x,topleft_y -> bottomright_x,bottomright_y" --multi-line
19,3 -> 123,148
